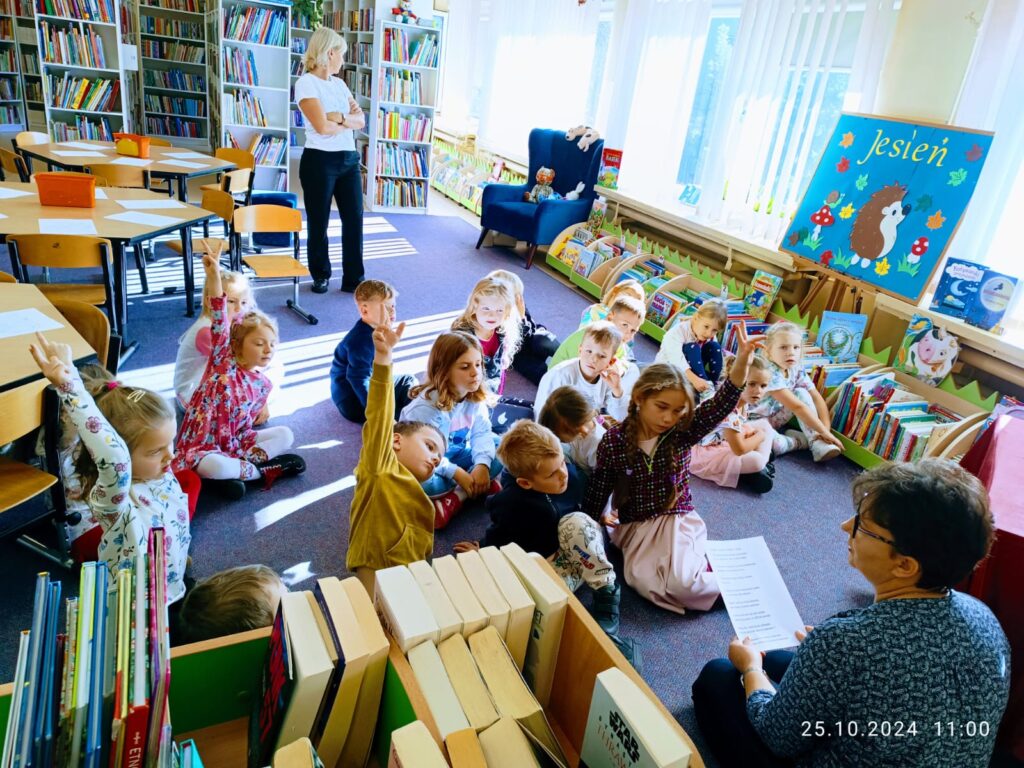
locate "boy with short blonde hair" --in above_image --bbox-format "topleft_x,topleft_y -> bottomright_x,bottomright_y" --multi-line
175,564 -> 288,643
547,294 -> 644,371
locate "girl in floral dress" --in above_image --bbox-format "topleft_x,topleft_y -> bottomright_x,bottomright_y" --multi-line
172,254 -> 305,499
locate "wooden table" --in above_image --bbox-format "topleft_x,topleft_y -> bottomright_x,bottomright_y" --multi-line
16,140 -> 235,202
0,183 -> 216,357
0,283 -> 95,392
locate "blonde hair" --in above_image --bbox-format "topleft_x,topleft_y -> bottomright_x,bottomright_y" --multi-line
497,420 -> 562,479
408,331 -> 491,411
581,320 -> 623,350
763,321 -> 804,365
177,565 -> 284,643
202,270 -> 253,319
622,363 -> 693,461
354,279 -> 395,303
693,299 -> 728,330
486,269 -> 523,302
607,295 -> 645,321
451,276 -> 522,368
76,378 -> 175,496
304,27 -> 347,73
229,309 -> 279,358
602,278 -> 645,307
725,352 -> 770,380
538,387 -> 596,436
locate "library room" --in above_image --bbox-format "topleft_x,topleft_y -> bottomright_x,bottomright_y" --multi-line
1,0 -> 1023,766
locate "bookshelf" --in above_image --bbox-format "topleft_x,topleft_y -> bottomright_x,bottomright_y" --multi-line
138,0 -> 210,150
286,7 -> 310,156
35,0 -> 130,141
0,0 -> 25,135
12,0 -> 44,132
366,17 -> 441,213
207,0 -> 290,192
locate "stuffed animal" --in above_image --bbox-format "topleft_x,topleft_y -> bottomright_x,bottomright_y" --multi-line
391,0 -> 417,23
524,167 -> 556,203
565,182 -> 585,201
565,125 -> 601,152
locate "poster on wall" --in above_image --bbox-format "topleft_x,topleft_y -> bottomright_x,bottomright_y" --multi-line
779,113 -> 993,303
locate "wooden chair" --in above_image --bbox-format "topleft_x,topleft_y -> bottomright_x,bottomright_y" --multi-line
84,164 -> 153,294
167,189 -> 235,265
201,148 -> 256,206
13,130 -> 52,173
0,146 -> 30,182
145,136 -> 176,196
0,380 -> 58,516
0,270 -> 16,282
233,204 -> 317,324
7,234 -> 119,334
50,297 -> 111,369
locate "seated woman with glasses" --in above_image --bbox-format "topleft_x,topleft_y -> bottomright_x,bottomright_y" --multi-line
692,458 -> 1011,768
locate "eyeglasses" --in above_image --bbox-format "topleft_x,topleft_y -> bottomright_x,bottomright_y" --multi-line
852,512 -> 898,548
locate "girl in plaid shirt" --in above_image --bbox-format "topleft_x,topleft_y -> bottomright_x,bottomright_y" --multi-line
583,325 -> 759,613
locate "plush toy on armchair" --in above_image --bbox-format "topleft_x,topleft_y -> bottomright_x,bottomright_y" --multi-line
391,0 -> 417,23
565,125 -> 601,152
524,166 -> 557,203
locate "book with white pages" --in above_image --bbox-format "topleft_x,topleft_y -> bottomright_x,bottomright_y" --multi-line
432,556 -> 488,638
456,550 -> 510,639
406,641 -> 470,739
408,561 -> 462,643
477,547 -> 534,671
373,566 -> 439,652
276,592 -> 335,749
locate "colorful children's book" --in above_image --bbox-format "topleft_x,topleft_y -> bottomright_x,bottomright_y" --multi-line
597,149 -> 622,189
816,311 -> 868,363
894,314 -> 960,387
743,270 -> 784,321
929,257 -> 1019,332
587,197 -> 607,231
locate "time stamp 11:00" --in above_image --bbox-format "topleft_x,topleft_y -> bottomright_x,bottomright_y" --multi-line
800,721 -> 993,738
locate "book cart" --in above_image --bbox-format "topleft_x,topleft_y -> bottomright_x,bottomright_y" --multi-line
0,562 -> 708,767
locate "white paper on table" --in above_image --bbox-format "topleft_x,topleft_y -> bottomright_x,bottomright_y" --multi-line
0,213 -> 8,219
109,157 -> 153,167
0,308 -> 63,340
38,219 -> 98,235
50,150 -> 107,158
115,198 -> 186,210
705,537 -> 805,652
105,211 -> 182,227
0,187 -> 34,199
163,151 -> 206,159
58,141 -> 106,150
155,159 -> 207,169
94,188 -> 107,199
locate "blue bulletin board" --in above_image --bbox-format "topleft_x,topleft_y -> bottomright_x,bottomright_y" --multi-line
780,113 -> 993,303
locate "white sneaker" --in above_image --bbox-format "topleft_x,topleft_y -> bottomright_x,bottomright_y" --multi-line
772,428 -> 810,456
810,438 -> 842,462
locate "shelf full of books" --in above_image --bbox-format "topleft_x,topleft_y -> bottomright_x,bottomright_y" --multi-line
367,17 -> 441,213
34,0 -> 130,140
0,4 -> 25,132
287,8 -> 310,154
138,0 -> 210,150
12,0 -> 46,132
206,0 -> 290,191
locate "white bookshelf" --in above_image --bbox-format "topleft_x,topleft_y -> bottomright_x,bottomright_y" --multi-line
11,0 -> 44,131
366,17 -> 440,213
207,0 -> 290,192
138,0 -> 210,150
35,0 -> 130,141
287,8 -> 310,155
0,0 -> 26,136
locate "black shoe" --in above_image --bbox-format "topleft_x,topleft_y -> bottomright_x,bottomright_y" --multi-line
591,582 -> 621,636
252,453 -> 307,490
311,279 -> 329,294
204,478 -> 246,500
737,467 -> 774,494
610,635 -> 643,674
339,279 -> 364,293
764,460 -> 776,478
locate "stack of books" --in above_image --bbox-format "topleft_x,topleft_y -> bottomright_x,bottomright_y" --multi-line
140,40 -> 204,64
248,133 -> 288,166
378,110 -> 431,143
383,27 -> 439,67
39,20 -> 106,67
223,4 -> 288,47
143,94 -> 205,117
224,89 -> 268,126
36,0 -> 114,23
379,69 -> 421,105
46,73 -> 120,113
224,47 -> 259,86
375,144 -> 427,178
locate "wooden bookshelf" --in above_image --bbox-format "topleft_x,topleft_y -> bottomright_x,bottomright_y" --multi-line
207,0 -> 290,192
35,0 -> 130,141
138,0 -> 210,150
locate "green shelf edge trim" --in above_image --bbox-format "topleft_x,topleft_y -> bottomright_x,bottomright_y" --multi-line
860,337 -> 892,365
545,253 -> 573,278
937,377 -> 999,411
569,272 -> 604,298
641,321 -> 666,342
770,300 -> 811,328
372,661 -> 417,768
833,430 -> 888,470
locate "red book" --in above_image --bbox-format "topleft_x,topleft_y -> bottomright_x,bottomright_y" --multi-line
597,148 -> 623,189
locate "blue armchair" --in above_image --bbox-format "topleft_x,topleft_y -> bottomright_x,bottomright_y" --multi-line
476,128 -> 604,269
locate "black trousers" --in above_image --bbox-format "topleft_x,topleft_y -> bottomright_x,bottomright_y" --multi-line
299,147 -> 364,286
691,650 -> 795,768
512,326 -> 561,384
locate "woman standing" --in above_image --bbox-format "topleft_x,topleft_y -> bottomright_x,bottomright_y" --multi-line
295,27 -> 365,293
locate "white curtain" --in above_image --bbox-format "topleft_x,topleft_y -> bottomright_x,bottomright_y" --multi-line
436,0 -> 483,131
695,0 -> 898,244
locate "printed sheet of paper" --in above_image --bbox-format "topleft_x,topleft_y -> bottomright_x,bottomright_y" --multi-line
705,537 -> 804,651
155,159 -> 207,169
38,219 -> 98,235
50,150 -> 107,158
58,141 -> 105,150
109,157 -> 153,167
0,187 -> 34,199
105,211 -> 182,227
162,151 -> 206,159
0,308 -> 63,340
115,198 -> 186,210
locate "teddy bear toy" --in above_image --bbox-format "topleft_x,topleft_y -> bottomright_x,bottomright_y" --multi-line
524,166 -> 557,203
391,0 -> 417,23
565,125 -> 601,152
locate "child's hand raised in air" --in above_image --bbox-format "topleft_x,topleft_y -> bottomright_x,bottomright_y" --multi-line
728,322 -> 761,389
202,252 -> 223,300
371,302 -> 405,365
29,332 -> 74,389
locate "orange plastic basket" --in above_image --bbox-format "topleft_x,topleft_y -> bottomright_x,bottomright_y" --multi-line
35,172 -> 97,208
113,133 -> 150,159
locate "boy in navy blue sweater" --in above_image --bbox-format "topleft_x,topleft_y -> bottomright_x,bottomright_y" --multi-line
330,280 -> 416,422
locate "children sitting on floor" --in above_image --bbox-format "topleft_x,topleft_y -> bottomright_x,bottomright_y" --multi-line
400,331 -> 503,528
548,293 -> 645,371
487,269 -> 560,385
748,321 -> 844,462
538,386 -> 606,477
535,321 -> 638,423
581,278 -> 646,328
656,299 -> 728,401
172,254 -> 306,499
582,324 -> 759,614
690,355 -> 778,493
330,279 -> 418,423
450,275 -> 522,394
347,304 -> 445,591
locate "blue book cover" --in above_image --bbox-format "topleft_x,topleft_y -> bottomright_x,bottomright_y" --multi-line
33,580 -> 62,768
930,257 -> 1018,331
84,567 -> 108,768
16,572 -> 50,768
817,311 -> 868,363
964,268 -> 1017,332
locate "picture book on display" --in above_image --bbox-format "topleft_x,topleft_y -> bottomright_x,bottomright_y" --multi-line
743,270 -> 784,321
597,149 -> 622,189
816,311 -> 867,363
893,314 -> 960,387
929,257 -> 1019,332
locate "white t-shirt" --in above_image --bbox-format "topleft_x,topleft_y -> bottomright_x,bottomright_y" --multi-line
293,72 -> 357,152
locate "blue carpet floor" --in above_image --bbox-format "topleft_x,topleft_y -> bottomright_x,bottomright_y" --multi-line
0,211 -> 875,765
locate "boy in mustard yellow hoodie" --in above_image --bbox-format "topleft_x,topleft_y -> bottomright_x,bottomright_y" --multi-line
346,305 -> 445,589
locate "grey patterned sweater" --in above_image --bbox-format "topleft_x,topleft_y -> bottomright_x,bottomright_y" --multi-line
747,591 -> 1010,767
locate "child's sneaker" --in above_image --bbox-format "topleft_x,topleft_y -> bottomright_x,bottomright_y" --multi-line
254,453 -> 307,490
610,635 -> 644,674
773,429 -> 809,455
591,581 -> 621,636
433,487 -> 467,529
810,437 -> 842,463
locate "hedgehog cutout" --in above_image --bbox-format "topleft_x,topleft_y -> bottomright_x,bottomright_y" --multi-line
849,182 -> 910,269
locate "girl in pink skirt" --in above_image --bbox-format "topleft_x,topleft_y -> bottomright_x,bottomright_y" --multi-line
582,326 -> 759,614
690,355 -> 779,493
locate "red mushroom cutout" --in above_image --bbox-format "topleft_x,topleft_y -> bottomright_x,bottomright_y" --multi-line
808,205 -> 834,248
909,236 -> 929,263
